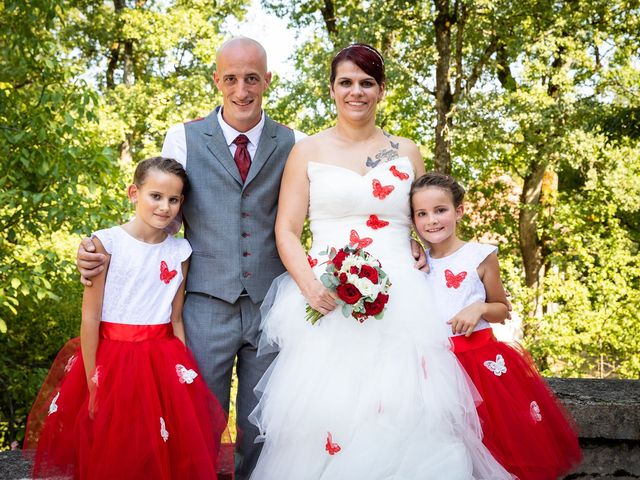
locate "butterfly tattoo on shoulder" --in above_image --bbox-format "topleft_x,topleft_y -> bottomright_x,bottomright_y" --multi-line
366,131 -> 400,168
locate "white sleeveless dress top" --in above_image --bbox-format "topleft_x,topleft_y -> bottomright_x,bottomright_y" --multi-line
426,242 -> 498,336
93,226 -> 192,325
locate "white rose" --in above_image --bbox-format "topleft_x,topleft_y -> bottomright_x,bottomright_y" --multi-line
352,276 -> 376,298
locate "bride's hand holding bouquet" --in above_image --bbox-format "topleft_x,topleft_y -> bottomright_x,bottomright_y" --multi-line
305,238 -> 392,325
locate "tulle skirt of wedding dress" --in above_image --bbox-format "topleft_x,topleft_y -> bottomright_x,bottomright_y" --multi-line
249,264 -> 513,480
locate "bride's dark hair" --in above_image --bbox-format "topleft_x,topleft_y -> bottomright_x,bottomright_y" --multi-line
330,43 -> 385,86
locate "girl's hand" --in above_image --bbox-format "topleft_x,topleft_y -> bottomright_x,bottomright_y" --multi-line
302,280 -> 338,315
447,301 -> 485,337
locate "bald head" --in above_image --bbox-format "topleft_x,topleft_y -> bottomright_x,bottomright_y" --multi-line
216,37 -> 268,71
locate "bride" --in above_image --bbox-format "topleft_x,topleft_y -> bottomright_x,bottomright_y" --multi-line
249,44 -> 512,480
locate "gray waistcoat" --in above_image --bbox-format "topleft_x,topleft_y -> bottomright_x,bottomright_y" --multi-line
183,109 -> 295,303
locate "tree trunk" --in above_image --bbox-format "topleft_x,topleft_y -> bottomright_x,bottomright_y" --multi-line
106,42 -> 119,90
122,40 -> 134,85
519,159 -> 547,324
110,0 -> 134,161
433,0 -> 454,173
119,133 -> 133,164
321,0 -> 337,37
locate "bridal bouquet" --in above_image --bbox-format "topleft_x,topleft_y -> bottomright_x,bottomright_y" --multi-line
305,244 -> 391,325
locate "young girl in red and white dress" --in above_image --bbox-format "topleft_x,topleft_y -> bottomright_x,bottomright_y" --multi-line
24,157 -> 229,479
411,172 -> 582,480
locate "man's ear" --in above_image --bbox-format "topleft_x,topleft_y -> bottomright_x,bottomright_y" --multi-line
212,71 -> 220,90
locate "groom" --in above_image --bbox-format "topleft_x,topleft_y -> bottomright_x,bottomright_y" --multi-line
79,37 -> 303,479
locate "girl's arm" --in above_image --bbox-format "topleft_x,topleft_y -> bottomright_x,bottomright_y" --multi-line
275,143 -> 337,315
448,252 -> 510,336
80,237 -> 110,417
170,260 -> 189,344
478,252 -> 510,323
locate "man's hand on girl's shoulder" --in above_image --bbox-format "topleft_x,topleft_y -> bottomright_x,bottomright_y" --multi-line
77,237 -> 106,287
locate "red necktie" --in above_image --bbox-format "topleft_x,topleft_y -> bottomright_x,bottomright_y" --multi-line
233,134 -> 251,182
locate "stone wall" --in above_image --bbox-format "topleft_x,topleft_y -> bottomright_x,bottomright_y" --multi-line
548,378 -> 640,479
1,378 -> 638,479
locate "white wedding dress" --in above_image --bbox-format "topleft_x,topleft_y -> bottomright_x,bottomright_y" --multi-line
249,157 -> 512,479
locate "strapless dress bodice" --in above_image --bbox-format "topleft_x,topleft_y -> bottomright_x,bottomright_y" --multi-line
307,157 -> 415,268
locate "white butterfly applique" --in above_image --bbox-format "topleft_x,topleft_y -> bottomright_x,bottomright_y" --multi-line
48,392 -> 60,416
160,417 -> 169,442
175,364 -> 198,385
64,354 -> 77,373
483,354 -> 507,376
530,400 -> 542,422
91,366 -> 101,387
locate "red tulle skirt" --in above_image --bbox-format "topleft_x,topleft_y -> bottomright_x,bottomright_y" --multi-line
24,322 -> 232,480
450,329 -> 582,480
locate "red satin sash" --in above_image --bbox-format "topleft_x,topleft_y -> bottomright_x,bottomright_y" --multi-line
99,322 -> 174,342
449,328 -> 496,353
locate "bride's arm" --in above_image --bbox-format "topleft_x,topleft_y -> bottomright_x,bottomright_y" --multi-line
398,138 -> 430,271
275,144 -> 338,315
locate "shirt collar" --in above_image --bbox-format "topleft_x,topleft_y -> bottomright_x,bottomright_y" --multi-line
217,108 -> 265,148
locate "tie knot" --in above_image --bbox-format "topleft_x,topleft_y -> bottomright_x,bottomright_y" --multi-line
234,134 -> 249,147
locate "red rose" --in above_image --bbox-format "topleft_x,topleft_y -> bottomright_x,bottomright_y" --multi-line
336,283 -> 362,304
350,266 -> 359,274
364,292 -> 389,316
332,249 -> 348,269
339,272 -> 348,284
358,265 -> 379,284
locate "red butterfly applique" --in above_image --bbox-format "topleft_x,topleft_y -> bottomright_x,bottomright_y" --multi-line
307,255 -> 318,268
160,261 -> 178,284
389,165 -> 410,180
350,229 -> 373,249
366,214 -> 389,230
372,179 -> 394,200
444,269 -> 467,289
325,432 -> 341,456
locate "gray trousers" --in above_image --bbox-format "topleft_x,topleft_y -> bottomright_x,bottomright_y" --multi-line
184,292 -> 276,480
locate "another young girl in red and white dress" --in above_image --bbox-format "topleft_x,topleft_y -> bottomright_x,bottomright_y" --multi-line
410,172 -> 582,480
24,157 -> 229,479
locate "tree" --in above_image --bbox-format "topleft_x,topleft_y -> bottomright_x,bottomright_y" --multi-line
0,0 -> 123,448
61,0 -> 249,162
